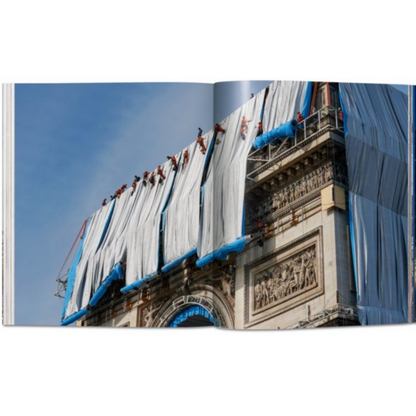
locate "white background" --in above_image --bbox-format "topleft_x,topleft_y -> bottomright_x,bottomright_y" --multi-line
1,1 -> 416,415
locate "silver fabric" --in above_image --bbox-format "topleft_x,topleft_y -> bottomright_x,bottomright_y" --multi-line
341,83 -> 408,324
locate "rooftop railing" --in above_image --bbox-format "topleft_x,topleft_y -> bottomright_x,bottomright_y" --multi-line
247,105 -> 344,180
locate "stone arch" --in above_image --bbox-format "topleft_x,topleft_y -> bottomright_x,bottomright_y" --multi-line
153,285 -> 234,328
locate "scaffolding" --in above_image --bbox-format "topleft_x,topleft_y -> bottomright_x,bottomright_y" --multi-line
54,219 -> 88,300
246,105 -> 344,181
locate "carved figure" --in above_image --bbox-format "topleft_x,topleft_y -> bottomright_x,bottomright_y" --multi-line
142,302 -> 163,328
255,279 -> 262,310
320,165 -> 326,184
261,276 -> 269,307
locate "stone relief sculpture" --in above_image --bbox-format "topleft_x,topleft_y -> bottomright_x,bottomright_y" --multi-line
253,246 -> 317,311
248,162 -> 347,225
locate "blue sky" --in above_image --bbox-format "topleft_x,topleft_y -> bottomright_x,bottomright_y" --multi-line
14,81 -> 270,325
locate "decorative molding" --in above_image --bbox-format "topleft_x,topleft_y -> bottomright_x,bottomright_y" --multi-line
152,285 -> 233,328
244,227 -> 324,327
246,161 -> 347,227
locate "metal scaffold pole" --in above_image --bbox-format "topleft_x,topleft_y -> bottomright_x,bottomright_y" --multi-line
408,85 -> 415,323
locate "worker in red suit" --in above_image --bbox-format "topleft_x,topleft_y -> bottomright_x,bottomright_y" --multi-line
297,111 -> 304,123
183,149 -> 190,168
257,121 -> 263,137
149,171 -> 156,187
116,184 -> 127,198
197,135 -> 207,154
215,123 -> 226,133
256,217 -> 267,248
167,155 -> 178,171
215,123 -> 226,145
142,170 -> 149,186
131,181 -> 137,195
157,165 -> 166,183
131,175 -> 140,195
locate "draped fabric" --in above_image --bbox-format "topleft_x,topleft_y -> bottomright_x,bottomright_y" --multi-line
64,156 -> 180,320
124,156 -> 180,289
253,81 -> 311,149
64,202 -> 115,319
262,81 -> 310,132
162,132 -> 214,272
340,83 -> 408,324
197,90 -> 265,266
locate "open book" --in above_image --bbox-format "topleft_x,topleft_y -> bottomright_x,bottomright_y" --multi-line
3,81 -> 414,329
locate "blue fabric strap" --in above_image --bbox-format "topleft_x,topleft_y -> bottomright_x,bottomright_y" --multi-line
252,119 -> 297,149
196,236 -> 247,268
162,248 -> 197,273
168,305 -> 217,327
60,308 -> 88,326
89,262 -> 124,307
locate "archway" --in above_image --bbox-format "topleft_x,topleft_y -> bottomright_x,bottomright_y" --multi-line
167,305 -> 217,328
153,292 -> 232,328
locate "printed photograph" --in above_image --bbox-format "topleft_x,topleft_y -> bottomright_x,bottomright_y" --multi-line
6,81 -> 415,329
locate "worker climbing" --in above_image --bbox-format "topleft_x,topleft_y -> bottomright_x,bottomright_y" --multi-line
131,175 -> 140,195
157,165 -> 165,183
240,116 -> 251,140
102,198 -> 107,207
256,217 -> 268,248
214,123 -> 226,144
115,184 -> 128,198
256,121 -> 263,137
296,111 -> 304,123
142,170 -> 149,187
182,149 -> 189,169
215,123 -> 226,134
149,171 -> 156,187
167,155 -> 178,171
197,133 -> 207,155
